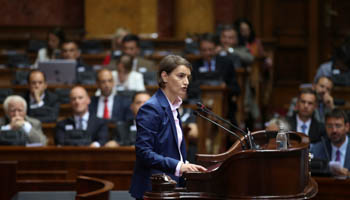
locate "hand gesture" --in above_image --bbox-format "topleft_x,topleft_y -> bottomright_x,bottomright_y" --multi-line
10,116 -> 25,130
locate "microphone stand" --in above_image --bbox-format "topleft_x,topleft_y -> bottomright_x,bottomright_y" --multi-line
197,103 -> 247,137
194,111 -> 247,150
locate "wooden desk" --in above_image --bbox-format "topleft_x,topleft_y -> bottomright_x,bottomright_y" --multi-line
313,176 -> 350,199
0,146 -> 135,190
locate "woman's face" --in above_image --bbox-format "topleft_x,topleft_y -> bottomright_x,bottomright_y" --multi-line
48,33 -> 60,49
162,65 -> 191,99
240,22 -> 251,38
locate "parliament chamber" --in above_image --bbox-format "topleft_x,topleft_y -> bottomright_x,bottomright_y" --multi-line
2,0 -> 350,199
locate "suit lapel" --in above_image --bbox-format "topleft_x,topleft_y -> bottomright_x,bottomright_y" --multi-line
156,90 -> 179,145
344,136 -> 350,169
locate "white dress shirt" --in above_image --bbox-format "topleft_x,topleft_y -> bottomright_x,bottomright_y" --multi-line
163,91 -> 186,177
296,115 -> 311,135
29,93 -> 45,109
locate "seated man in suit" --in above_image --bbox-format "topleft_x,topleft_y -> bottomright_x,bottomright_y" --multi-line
189,33 -> 240,122
23,70 -> 59,122
89,69 -> 133,121
105,91 -> 151,147
311,108 -> 350,176
55,86 -> 108,147
61,40 -> 95,84
286,88 -> 326,143
122,34 -> 156,72
106,34 -> 156,73
0,95 -> 47,146
287,76 -> 335,123
216,25 -> 254,66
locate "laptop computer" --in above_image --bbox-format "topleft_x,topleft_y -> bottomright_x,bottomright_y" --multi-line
38,59 -> 76,84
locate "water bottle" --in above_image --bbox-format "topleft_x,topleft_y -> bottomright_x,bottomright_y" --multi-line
276,126 -> 288,150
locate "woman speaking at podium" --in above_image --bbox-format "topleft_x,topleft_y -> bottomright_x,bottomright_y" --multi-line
129,55 -> 206,199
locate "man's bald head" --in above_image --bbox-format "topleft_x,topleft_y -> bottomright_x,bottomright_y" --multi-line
70,86 -> 90,116
97,69 -> 115,97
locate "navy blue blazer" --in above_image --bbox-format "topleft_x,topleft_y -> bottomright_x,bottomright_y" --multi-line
89,95 -> 133,122
129,89 -> 187,199
55,114 -> 109,146
311,136 -> 350,170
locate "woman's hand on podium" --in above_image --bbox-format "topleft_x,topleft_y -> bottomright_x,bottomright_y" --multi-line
180,163 -> 207,174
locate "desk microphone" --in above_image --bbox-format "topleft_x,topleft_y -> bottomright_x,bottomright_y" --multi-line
196,102 -> 247,136
196,102 -> 260,150
193,110 -> 247,150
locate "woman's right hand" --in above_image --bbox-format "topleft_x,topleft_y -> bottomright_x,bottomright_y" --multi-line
180,163 -> 207,174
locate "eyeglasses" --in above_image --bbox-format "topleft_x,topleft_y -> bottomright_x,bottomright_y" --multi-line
326,124 -> 344,129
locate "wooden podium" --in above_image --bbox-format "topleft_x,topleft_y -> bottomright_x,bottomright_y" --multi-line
144,131 -> 318,199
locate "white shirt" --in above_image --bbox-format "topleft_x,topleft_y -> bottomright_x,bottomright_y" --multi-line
96,95 -> 114,119
296,115 -> 311,135
331,136 -> 348,168
1,121 -> 32,135
112,70 -> 145,92
163,91 -> 186,177
29,93 -> 45,109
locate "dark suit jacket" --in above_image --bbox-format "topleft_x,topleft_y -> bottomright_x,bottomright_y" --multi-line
75,59 -> 96,84
188,55 -> 240,100
311,136 -> 350,170
89,95 -> 133,122
287,113 -> 326,143
55,114 -> 109,146
23,90 -> 59,123
129,89 -> 187,199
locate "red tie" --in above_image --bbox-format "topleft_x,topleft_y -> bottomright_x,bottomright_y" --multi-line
103,97 -> 109,119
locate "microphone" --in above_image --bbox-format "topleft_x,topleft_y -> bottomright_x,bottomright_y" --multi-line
196,102 -> 259,150
193,110 -> 247,150
196,102 -> 247,136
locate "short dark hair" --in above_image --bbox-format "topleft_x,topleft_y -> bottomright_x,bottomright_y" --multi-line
122,34 -> 140,47
118,54 -> 133,73
221,24 -> 238,34
132,91 -> 150,103
298,88 -> 317,101
325,108 -> 349,123
199,33 -> 217,45
158,55 -> 192,88
61,40 -> 79,49
27,70 -> 47,83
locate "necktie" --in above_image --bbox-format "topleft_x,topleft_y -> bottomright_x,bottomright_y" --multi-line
78,117 -> 83,130
335,149 -> 341,162
208,61 -> 211,72
103,97 -> 109,119
301,124 -> 307,134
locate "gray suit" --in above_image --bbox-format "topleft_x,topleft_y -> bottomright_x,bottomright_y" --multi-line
0,116 -> 47,146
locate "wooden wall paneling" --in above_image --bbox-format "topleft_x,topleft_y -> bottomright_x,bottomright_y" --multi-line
273,0 -> 309,86
261,0 -> 276,39
274,47 -> 308,85
214,0 -> 235,26
157,0 -> 175,37
0,0 -> 83,27
84,0 -> 157,38
174,0 -> 215,38
308,0 -> 320,81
